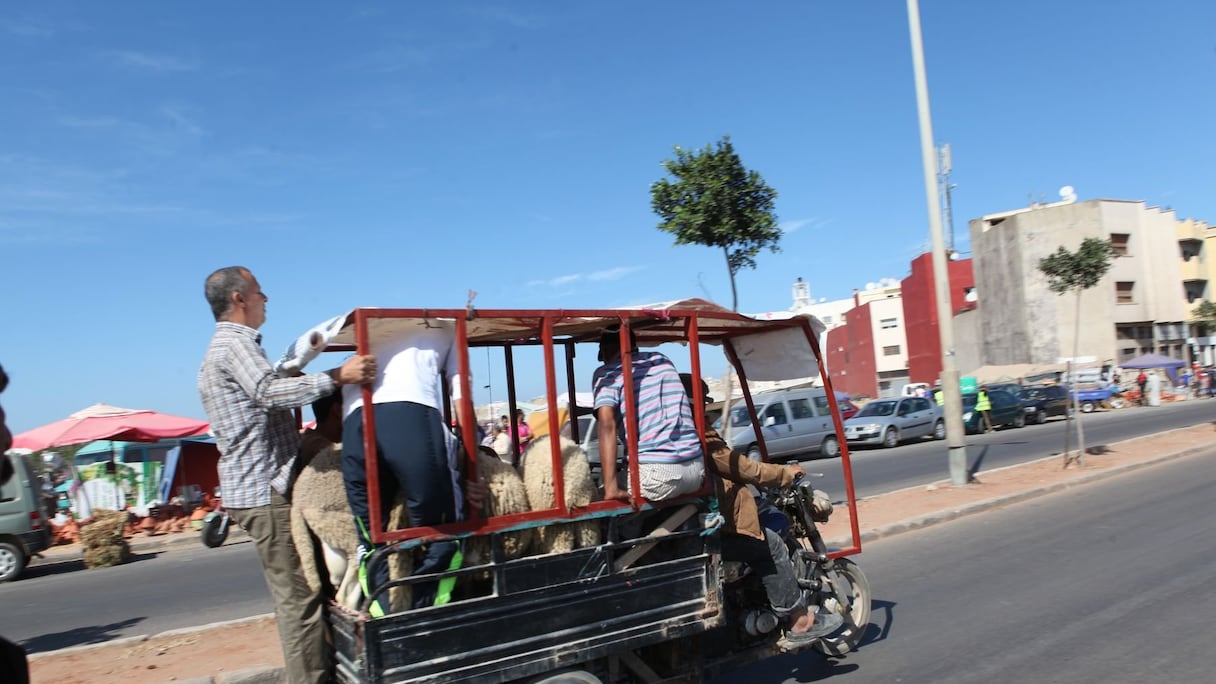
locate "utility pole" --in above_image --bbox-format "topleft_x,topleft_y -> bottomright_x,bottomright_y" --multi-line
907,0 -> 969,485
938,143 -> 956,254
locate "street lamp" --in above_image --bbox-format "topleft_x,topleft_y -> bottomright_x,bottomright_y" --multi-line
906,0 -> 969,485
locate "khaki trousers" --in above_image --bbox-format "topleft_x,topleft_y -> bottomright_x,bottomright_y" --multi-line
229,491 -> 330,684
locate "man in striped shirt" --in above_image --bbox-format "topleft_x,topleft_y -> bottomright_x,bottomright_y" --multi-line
198,266 -> 375,684
592,325 -> 705,502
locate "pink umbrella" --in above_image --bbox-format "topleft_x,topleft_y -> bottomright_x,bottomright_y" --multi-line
12,403 -> 210,451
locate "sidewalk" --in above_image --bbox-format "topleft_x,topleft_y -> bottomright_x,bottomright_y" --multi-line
27,422 -> 1216,684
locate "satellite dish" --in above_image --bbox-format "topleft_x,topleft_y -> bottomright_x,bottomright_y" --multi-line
1059,185 -> 1077,203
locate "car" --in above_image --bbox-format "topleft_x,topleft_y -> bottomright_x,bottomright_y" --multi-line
1,452 -> 51,582
843,396 -> 944,448
837,398 -> 860,420
961,389 -> 1025,433
1019,384 -> 1071,424
715,387 -> 842,460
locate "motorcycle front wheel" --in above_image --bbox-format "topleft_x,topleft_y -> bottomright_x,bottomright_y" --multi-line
815,557 -> 871,656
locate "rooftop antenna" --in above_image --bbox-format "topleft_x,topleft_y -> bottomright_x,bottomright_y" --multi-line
1059,185 -> 1077,204
937,143 -> 956,252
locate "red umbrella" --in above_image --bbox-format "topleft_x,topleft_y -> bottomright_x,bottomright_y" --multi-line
12,403 -> 210,451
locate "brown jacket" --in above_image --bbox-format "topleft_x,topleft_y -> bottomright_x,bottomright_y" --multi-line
705,429 -> 795,540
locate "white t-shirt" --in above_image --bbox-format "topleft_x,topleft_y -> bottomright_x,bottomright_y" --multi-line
341,319 -> 464,419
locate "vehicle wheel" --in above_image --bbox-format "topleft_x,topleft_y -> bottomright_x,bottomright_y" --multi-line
0,540 -> 26,583
1013,412 -> 1025,428
747,445 -> 764,462
1080,401 -> 1095,413
528,670 -> 603,684
1109,397 -> 1125,409
816,557 -> 872,657
201,512 -> 231,548
881,427 -> 898,448
932,420 -> 945,440
1035,410 -> 1047,425
820,435 -> 840,458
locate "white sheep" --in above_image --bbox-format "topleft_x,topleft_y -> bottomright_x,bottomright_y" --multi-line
519,435 -> 601,554
463,446 -> 536,566
290,434 -> 412,611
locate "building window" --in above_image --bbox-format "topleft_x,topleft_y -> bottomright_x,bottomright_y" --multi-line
822,315 -> 833,325
880,317 -> 897,329
1110,233 -> 1130,257
883,345 -> 901,356
1116,281 -> 1135,304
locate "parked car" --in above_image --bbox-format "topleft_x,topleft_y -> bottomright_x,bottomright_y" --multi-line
961,389 -> 1025,433
1019,384 -> 1071,424
838,398 -> 860,420
843,396 -> 944,448
1,452 -> 51,582
715,387 -> 842,460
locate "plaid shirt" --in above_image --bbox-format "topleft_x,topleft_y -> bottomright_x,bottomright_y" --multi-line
198,322 -> 336,508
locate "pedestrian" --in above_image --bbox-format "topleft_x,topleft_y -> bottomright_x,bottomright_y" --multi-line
1136,371 -> 1148,406
976,385 -> 993,433
591,325 -> 705,502
510,407 -> 532,451
197,266 -> 376,684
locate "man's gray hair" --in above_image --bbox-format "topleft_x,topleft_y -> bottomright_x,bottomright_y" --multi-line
204,266 -> 251,321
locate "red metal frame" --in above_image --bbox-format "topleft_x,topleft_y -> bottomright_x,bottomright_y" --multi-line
346,306 -> 861,558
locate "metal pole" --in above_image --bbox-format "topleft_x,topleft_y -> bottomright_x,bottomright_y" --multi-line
907,0 -> 969,485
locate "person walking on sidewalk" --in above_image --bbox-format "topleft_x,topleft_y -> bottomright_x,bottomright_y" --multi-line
976,386 -> 994,433
198,266 -> 376,684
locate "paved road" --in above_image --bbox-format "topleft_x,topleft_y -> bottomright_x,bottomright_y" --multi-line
803,399 -> 1214,501
711,443 -> 1216,683
2,401 -> 1210,654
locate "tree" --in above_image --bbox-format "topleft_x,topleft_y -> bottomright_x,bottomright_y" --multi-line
650,136 -> 781,312
1190,300 -> 1216,337
1038,237 -> 1116,467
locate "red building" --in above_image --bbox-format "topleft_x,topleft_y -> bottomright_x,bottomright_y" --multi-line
901,253 -> 975,384
825,297 -> 878,398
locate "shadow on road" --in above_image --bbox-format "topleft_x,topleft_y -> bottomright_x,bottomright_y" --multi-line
25,551 -> 162,579
20,616 -> 147,653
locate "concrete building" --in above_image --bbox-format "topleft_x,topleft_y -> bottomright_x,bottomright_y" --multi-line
1177,217 -> 1216,364
969,198 -> 1191,368
822,280 -> 908,398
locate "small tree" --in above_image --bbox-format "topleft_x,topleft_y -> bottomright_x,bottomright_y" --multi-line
1190,300 -> 1216,337
1038,237 -> 1116,466
650,136 -> 781,312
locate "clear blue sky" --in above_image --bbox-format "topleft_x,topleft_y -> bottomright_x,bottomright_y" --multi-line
4,1 -> 1214,434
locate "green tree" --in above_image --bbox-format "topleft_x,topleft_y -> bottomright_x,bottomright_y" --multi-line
650,136 -> 781,312
1190,300 -> 1216,337
1038,237 -> 1116,466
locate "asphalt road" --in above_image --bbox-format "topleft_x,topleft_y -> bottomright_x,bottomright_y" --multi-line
805,399 -> 1215,501
710,441 -> 1216,683
1,400 -> 1210,655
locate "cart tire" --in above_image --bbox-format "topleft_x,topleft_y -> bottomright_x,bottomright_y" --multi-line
1080,401 -> 1096,413
816,557 -> 872,657
1109,397 -> 1125,409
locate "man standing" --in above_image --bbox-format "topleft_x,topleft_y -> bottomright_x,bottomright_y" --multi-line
198,266 -> 375,684
591,325 -> 704,502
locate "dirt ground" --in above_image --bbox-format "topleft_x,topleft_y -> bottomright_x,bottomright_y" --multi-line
27,422 -> 1215,684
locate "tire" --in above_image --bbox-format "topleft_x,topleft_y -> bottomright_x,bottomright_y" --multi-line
815,557 -> 872,657
881,427 -> 898,449
747,445 -> 764,462
1080,401 -> 1095,413
1013,412 -> 1025,429
1035,409 -> 1047,425
0,540 -> 27,583
201,512 -> 231,548
932,420 -> 945,440
820,435 -> 840,458
1109,397 -> 1125,409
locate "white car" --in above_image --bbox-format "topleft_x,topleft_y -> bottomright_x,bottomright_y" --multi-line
843,396 -> 944,448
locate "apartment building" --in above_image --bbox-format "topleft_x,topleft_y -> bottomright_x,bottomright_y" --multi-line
969,198 -> 1190,367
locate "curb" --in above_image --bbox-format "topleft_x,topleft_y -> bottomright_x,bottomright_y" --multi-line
26,614 -> 276,661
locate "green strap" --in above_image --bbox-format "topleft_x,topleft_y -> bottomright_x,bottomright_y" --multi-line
433,542 -> 463,607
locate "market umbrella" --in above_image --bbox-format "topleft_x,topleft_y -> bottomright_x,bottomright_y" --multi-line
12,403 -> 210,451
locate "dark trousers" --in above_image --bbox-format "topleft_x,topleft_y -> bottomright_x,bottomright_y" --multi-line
342,401 -> 458,609
228,491 -> 330,684
720,528 -> 804,617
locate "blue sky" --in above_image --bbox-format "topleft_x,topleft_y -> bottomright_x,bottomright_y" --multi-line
3,1 -> 1214,434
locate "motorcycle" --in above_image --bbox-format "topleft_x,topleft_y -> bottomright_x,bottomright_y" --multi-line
722,475 -> 871,657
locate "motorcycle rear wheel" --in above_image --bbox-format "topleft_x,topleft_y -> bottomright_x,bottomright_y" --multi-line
815,557 -> 871,656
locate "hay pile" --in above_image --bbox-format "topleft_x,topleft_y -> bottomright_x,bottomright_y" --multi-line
79,509 -> 132,569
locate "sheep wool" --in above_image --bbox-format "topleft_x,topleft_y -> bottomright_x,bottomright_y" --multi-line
462,448 -> 536,567
519,435 -> 602,554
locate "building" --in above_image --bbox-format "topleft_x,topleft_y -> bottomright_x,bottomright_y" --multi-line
900,252 -> 976,384
969,198 -> 1191,367
1177,217 -> 1216,365
821,280 -> 907,398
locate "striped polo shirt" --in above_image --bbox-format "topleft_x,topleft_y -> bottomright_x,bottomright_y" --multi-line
592,351 -> 703,465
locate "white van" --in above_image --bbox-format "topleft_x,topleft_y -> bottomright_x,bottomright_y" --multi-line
714,387 -> 840,461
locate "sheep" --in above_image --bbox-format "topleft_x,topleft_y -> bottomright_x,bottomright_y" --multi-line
462,446 -> 536,567
519,435 -> 602,554
290,435 -> 412,611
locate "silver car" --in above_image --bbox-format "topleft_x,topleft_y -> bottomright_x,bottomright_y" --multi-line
843,396 -> 944,448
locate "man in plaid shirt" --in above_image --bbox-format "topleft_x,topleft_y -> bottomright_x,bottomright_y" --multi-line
198,266 -> 374,684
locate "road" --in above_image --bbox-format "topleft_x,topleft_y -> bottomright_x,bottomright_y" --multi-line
812,399 -> 1214,501
1,400 -> 1210,655
710,442 -> 1216,682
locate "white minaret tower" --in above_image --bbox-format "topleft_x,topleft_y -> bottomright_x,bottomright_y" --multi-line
792,277 -> 811,311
